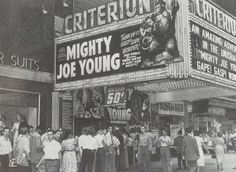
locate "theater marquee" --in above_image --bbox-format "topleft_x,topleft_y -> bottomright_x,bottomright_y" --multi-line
189,0 -> 236,82
56,0 -> 184,84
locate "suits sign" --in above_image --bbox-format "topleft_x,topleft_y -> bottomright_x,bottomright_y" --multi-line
56,0 -> 183,83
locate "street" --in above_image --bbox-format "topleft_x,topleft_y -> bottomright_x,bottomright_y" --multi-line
124,152 -> 236,172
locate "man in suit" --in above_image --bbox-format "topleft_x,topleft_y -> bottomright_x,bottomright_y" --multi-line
174,130 -> 187,170
182,128 -> 199,172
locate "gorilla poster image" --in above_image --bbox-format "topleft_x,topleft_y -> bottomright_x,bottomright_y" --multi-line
139,0 -> 182,67
126,89 -> 151,125
73,87 -> 106,119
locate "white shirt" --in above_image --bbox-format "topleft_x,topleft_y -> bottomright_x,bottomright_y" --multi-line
159,136 -> 171,147
43,140 -> 61,159
94,134 -> 105,148
104,132 -> 114,146
103,132 -> 120,147
0,136 -> 12,155
42,133 -> 49,145
78,135 -> 98,150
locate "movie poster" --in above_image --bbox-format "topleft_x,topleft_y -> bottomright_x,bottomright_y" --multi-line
73,87 -> 105,119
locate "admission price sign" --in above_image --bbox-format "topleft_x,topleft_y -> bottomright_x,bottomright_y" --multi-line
191,22 -> 236,82
105,86 -> 131,124
105,87 -> 127,106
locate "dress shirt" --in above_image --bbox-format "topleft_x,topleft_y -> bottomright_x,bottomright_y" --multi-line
43,139 -> 61,160
159,136 -> 171,147
15,134 -> 30,154
104,132 -> 114,146
0,136 -> 12,155
139,132 -> 153,147
78,134 -> 98,150
112,136 -> 120,147
94,134 -> 105,148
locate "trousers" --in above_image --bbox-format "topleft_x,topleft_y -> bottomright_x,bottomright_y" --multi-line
45,159 -> 60,172
79,149 -> 95,172
0,154 -> 9,172
95,148 -> 106,172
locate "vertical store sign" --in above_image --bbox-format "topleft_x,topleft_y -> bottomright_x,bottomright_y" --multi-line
60,91 -> 73,130
189,0 -> 236,82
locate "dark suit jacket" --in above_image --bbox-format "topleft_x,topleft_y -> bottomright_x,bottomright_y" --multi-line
174,136 -> 184,154
182,135 -> 199,161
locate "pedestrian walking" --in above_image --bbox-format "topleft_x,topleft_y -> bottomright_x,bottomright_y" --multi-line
120,128 -> 130,170
126,133 -> 134,166
159,128 -> 172,172
113,127 -> 123,172
0,127 -> 12,172
94,129 -> 106,172
43,129 -> 62,172
29,126 -> 44,172
61,130 -> 77,172
14,124 -> 30,172
11,115 -> 22,147
213,132 -> 226,170
194,130 -> 209,172
174,129 -> 186,170
103,126 -> 120,172
182,128 -> 200,172
136,126 -> 153,172
78,127 -> 98,172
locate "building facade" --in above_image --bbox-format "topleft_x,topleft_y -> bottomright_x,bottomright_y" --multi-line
0,0 -> 54,129
53,0 -> 236,137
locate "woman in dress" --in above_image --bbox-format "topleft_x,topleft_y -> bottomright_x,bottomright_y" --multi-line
194,130 -> 209,172
61,130 -> 78,172
213,132 -> 226,171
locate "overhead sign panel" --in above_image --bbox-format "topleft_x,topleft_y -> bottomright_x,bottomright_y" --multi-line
56,0 -> 183,83
189,0 -> 236,82
64,0 -> 153,34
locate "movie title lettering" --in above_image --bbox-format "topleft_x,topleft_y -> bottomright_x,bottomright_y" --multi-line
65,0 -> 151,34
107,107 -> 131,123
189,0 -> 236,38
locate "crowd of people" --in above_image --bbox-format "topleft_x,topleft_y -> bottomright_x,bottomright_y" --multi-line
0,114 -> 140,172
0,114 -> 229,172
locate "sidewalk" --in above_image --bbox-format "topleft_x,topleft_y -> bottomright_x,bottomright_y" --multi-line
124,152 -> 236,172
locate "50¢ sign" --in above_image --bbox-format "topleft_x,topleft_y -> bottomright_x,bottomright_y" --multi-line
105,87 -> 126,106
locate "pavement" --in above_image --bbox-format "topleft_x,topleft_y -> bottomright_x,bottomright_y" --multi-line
123,152 -> 236,172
